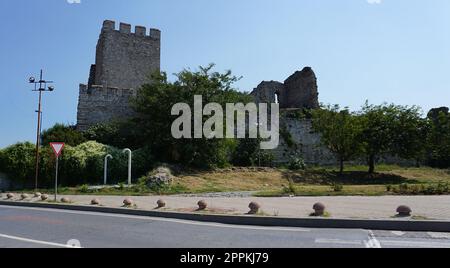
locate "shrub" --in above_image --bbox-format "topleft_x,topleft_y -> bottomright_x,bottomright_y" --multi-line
41,124 -> 87,147
392,182 -> 450,195
332,183 -> 344,192
78,184 -> 90,193
288,153 -> 306,170
0,142 -> 36,186
0,141 -> 153,188
283,179 -> 297,195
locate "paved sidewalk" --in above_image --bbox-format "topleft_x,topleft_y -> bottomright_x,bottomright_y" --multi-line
5,194 -> 450,220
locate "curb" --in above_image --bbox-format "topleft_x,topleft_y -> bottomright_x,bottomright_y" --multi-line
1,200 -> 450,232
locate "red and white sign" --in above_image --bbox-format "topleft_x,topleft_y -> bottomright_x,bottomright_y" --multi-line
50,142 -> 65,157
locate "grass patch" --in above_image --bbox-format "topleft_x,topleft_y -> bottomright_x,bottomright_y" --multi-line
255,185 -> 388,197
309,211 -> 331,218
19,165 -> 450,197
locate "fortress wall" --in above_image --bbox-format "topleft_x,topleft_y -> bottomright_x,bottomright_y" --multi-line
271,118 -> 337,165
76,84 -> 137,131
77,20 -> 161,131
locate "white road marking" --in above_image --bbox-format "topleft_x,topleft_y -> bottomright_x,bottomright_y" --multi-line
0,233 -> 82,248
0,205 -> 310,233
315,238 -> 363,246
364,231 -> 382,248
427,232 -> 450,239
391,231 -> 405,236
380,239 -> 450,248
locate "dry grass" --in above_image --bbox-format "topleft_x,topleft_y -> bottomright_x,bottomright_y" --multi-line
172,165 -> 450,196
175,169 -> 286,193
55,165 -> 450,197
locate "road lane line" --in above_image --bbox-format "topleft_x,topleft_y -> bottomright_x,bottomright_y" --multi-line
391,231 -> 405,236
364,231 -> 382,248
427,232 -> 450,239
315,238 -> 363,246
0,233 -> 81,248
0,205 -> 310,233
379,239 -> 450,248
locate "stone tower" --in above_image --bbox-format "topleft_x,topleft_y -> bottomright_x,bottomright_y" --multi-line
77,20 -> 161,131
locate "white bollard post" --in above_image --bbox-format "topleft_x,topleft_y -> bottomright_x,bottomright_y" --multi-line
123,149 -> 132,185
104,154 -> 113,185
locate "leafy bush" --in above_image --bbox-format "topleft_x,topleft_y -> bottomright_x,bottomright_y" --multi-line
332,183 -> 344,192
282,179 -> 297,195
78,184 -> 90,193
0,141 -> 154,188
389,182 -> 450,195
41,124 -> 87,147
0,142 -> 36,186
288,153 -> 306,170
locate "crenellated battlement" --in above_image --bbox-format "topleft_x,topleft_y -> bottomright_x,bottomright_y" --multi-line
101,19 -> 161,39
77,20 -> 161,131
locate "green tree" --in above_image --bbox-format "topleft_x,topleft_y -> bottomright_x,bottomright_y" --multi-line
84,120 -> 144,150
0,142 -> 36,184
131,64 -> 252,168
427,107 -> 450,168
312,105 -> 363,173
41,124 -> 86,147
359,102 -> 426,173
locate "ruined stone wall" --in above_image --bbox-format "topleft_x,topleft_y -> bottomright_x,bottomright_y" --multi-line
282,67 -> 319,109
77,20 -> 161,131
272,117 -> 337,165
250,67 -> 320,110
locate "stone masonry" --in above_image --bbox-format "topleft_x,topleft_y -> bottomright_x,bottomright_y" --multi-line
250,67 -> 333,164
77,20 -> 161,131
250,67 -> 320,110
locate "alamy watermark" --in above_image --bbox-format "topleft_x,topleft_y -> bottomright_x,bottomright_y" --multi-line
171,95 -> 279,150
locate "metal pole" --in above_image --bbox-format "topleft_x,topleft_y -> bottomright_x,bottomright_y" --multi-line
123,149 -> 132,185
54,156 -> 59,202
30,69 -> 54,191
34,70 -> 43,191
104,154 -> 113,185
259,149 -> 261,167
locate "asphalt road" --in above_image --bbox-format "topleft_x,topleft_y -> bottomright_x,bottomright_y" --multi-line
0,205 -> 450,248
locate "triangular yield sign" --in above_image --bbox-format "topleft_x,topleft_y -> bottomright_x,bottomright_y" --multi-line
50,142 -> 65,157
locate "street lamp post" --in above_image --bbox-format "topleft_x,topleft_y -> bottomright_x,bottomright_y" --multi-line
123,149 -> 132,185
29,70 -> 54,191
104,154 -> 113,185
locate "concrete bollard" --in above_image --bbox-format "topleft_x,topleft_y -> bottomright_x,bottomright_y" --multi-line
397,205 -> 412,217
197,200 -> 208,210
157,199 -> 166,208
313,202 -> 326,216
61,197 -> 71,203
248,202 -> 261,215
123,198 -> 134,207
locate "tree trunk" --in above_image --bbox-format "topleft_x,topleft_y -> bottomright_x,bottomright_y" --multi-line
368,154 -> 375,174
339,158 -> 344,174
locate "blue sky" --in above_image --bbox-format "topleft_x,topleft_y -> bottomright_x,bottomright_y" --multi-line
0,0 -> 449,148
